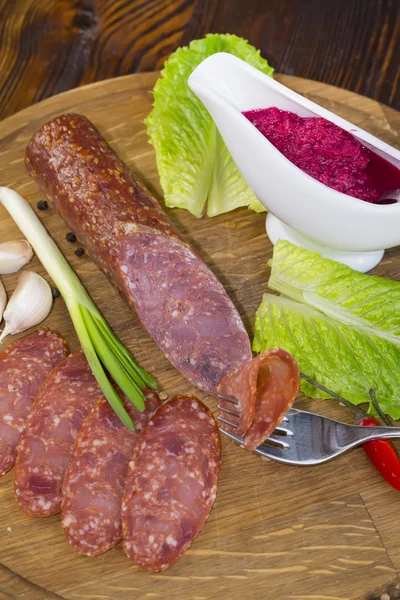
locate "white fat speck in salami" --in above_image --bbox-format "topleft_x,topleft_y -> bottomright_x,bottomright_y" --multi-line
14,350 -> 102,517
218,348 -> 299,450
0,329 -> 68,477
122,395 -> 221,572
62,388 -> 160,556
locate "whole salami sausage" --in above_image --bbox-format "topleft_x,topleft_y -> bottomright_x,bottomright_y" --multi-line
14,349 -> 103,517
218,349 -> 299,450
0,329 -> 68,477
25,114 -> 252,395
122,395 -> 221,572
62,388 -> 160,556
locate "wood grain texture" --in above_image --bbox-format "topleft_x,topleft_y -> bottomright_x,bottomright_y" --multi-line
0,73 -> 399,599
0,0 -> 399,120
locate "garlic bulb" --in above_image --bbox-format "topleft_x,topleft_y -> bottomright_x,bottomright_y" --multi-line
0,240 -> 33,274
0,277 -> 6,323
0,271 -> 53,342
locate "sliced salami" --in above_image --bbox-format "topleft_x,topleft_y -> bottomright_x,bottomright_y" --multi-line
217,354 -> 258,436
0,329 -> 68,477
26,114 -> 252,395
62,388 -> 160,556
14,349 -> 102,517
122,396 -> 221,572
218,349 -> 299,451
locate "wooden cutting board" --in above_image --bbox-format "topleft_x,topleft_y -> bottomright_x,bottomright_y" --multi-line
0,72 -> 399,600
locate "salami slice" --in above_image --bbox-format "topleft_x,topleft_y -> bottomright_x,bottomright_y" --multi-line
62,388 -> 160,556
122,396 -> 221,572
26,114 -> 252,394
218,349 -> 299,451
0,329 -> 68,477
14,349 -> 103,517
217,354 -> 258,436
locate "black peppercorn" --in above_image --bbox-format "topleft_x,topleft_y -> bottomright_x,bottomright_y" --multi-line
51,287 -> 61,299
75,247 -> 85,257
37,200 -> 48,211
66,232 -> 77,243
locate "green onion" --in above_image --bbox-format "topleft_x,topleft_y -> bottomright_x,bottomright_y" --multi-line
0,186 -> 157,431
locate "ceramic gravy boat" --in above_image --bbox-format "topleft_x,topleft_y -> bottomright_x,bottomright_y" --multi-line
188,53 -> 400,272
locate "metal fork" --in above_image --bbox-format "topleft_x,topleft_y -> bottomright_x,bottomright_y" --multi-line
220,408 -> 400,465
217,373 -> 400,465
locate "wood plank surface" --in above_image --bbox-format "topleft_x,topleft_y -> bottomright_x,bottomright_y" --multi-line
0,0 -> 399,121
0,72 -> 399,600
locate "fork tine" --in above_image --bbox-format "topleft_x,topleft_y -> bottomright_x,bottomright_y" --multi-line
217,392 -> 241,430
255,443 -> 288,462
218,427 -> 289,448
266,434 -> 290,448
218,429 -> 244,445
273,424 -> 293,436
218,416 -> 239,428
217,394 -> 239,406
219,428 -> 292,457
217,406 -> 240,418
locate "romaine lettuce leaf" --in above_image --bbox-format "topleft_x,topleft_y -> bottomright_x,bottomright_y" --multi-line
145,34 -> 273,218
269,240 -> 400,346
253,294 -> 400,418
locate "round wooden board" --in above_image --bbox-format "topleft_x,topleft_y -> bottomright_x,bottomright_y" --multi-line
0,73 -> 399,600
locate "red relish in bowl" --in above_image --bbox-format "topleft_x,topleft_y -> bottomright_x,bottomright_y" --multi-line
243,107 -> 400,204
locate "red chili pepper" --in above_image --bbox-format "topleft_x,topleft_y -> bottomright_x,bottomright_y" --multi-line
300,373 -> 400,491
357,416 -> 400,491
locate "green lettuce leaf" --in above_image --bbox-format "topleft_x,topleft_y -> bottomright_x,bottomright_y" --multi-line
145,33 -> 273,218
269,240 -> 400,346
253,294 -> 400,418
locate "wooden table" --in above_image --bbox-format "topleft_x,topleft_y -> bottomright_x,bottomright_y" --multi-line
0,0 -> 399,120
0,70 -> 399,600
0,3 -> 400,599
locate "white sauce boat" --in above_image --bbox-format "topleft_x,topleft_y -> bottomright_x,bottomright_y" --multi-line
188,53 -> 400,272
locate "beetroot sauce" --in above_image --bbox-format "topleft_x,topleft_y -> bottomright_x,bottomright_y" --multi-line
243,107 -> 400,203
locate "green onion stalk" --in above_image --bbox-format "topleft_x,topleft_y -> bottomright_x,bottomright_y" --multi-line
0,187 -> 157,431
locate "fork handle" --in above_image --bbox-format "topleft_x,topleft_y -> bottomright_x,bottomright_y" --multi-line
344,424 -> 400,446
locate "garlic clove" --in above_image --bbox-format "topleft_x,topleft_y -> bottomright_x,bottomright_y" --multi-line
0,277 -> 6,322
0,240 -> 33,274
0,271 -> 53,343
